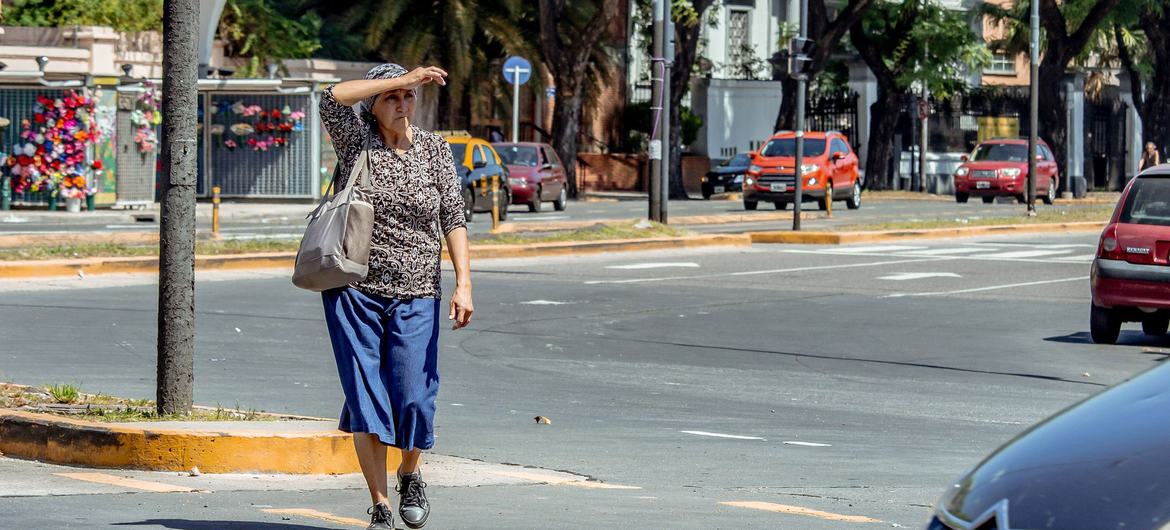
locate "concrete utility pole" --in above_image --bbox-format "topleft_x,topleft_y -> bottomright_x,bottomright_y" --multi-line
792,0 -> 809,231
648,0 -> 664,223
158,0 -> 199,415
660,3 -> 673,224
1026,0 -> 1039,214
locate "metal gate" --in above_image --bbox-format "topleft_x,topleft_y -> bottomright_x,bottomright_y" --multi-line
114,87 -> 157,207
205,93 -> 315,198
0,86 -> 71,206
806,91 -> 859,149
1084,95 -> 1127,190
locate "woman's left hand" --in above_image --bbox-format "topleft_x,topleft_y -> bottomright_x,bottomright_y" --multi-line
449,285 -> 474,330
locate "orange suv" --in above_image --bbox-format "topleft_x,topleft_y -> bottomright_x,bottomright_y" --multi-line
743,130 -> 862,211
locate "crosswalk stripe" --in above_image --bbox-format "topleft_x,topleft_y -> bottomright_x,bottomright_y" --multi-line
54,473 -> 200,493
974,249 -> 1076,259
896,247 -> 987,256
1054,254 -> 1096,262
832,245 -> 927,253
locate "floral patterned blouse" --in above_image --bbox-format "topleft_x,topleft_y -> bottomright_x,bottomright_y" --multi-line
319,86 -> 466,300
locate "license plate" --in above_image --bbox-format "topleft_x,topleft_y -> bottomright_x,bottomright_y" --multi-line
770,183 -> 786,192
976,181 -> 991,189
713,186 -> 725,194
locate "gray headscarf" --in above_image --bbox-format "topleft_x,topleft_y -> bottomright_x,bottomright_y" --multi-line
355,63 -> 414,122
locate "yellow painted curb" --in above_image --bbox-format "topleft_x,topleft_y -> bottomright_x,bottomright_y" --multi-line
0,410 -> 397,474
749,221 -> 1106,245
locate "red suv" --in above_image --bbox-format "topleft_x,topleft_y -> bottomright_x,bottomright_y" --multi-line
743,131 -> 862,211
953,138 -> 1060,204
1090,166 -> 1170,344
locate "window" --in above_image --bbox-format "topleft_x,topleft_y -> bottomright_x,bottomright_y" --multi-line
1040,145 -> 1055,161
972,143 -> 1028,162
498,146 -> 539,167
830,138 -> 849,157
760,138 -> 828,157
449,143 -> 467,166
727,10 -> 751,71
544,147 -> 561,168
986,52 -> 1016,75
1120,178 -> 1170,226
472,145 -> 485,166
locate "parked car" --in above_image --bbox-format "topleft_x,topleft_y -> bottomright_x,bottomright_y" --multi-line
701,152 -> 750,199
1089,165 -> 1170,344
743,130 -> 862,211
927,360 -> 1170,530
444,133 -> 511,222
953,139 -> 1060,204
492,142 -> 569,213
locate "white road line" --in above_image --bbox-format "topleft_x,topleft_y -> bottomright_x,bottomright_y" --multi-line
974,249 -> 1076,259
885,276 -> 1088,298
681,430 -> 766,441
897,247 -> 988,256
519,300 -> 568,305
782,441 -> 833,447
831,245 -> 928,253
584,258 -> 942,285
877,272 -> 961,281
1054,254 -> 1096,262
606,262 -> 701,270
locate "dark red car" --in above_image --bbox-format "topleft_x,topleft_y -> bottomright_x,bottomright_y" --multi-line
953,138 -> 1060,204
493,142 -> 569,213
1090,165 -> 1170,344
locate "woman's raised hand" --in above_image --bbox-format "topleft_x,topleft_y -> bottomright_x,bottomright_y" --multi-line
404,66 -> 448,89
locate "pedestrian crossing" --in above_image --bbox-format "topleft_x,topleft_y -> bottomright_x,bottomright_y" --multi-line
784,243 -> 1098,263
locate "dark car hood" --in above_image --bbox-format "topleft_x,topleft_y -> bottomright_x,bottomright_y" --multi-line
710,165 -> 749,176
939,362 -> 1170,529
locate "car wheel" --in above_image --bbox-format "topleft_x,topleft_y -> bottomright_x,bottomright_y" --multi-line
462,187 -> 474,223
701,184 -> 712,200
846,181 -> 861,210
553,187 -> 567,211
1042,179 -> 1056,205
773,201 -> 787,210
1090,304 -> 1121,345
1016,194 -> 1028,204
744,200 -> 758,211
1142,314 -> 1169,336
497,190 -> 509,221
529,186 -> 543,213
955,193 -> 969,203
982,196 -> 995,204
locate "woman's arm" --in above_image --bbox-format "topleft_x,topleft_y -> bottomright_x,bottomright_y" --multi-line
331,66 -> 448,106
445,227 -> 473,329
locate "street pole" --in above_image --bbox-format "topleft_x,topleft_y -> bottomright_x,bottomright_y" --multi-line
920,91 -> 928,193
648,0 -> 663,223
1026,0 -> 1039,215
157,0 -> 199,416
660,5 -> 673,225
512,68 -> 520,142
792,0 -> 809,231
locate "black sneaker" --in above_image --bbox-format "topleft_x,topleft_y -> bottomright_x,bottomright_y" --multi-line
397,472 -> 430,529
366,502 -> 394,530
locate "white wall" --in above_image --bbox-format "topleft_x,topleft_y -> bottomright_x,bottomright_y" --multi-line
693,78 -> 783,160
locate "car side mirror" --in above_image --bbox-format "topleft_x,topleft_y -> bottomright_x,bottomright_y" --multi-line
473,159 -> 487,169
1036,154 -> 1044,161
541,163 -> 553,170
960,155 -> 969,162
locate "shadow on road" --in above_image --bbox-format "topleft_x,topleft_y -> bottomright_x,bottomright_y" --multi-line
113,520 -> 338,530
1045,331 -> 1170,349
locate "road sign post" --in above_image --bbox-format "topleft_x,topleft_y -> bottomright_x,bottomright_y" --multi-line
502,56 -> 531,143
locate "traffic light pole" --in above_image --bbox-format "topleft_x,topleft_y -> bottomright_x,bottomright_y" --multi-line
648,0 -> 663,223
660,6 -> 673,225
792,0 -> 809,232
1026,0 -> 1039,215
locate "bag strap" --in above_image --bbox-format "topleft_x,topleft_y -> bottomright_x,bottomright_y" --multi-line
307,134 -> 373,219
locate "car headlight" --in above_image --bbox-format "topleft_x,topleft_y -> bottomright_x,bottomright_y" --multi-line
701,176 -> 708,183
508,178 -> 526,186
733,175 -> 743,184
807,177 -> 818,187
746,177 -> 754,186
800,163 -> 819,174
749,164 -> 762,174
1000,168 -> 1022,178
954,167 -> 969,177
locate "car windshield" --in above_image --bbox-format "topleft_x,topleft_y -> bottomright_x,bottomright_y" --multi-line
448,143 -> 467,165
1120,177 -> 1170,226
972,143 -> 1028,162
760,138 -> 827,157
723,153 -> 751,167
497,145 -> 539,167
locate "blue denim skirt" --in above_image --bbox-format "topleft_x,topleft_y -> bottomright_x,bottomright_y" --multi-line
322,287 -> 441,451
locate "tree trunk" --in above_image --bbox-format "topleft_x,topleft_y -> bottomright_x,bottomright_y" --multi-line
668,103 -> 687,199
551,86 -> 585,198
1037,61 -> 1067,189
774,76 -> 799,132
1140,11 -> 1170,162
863,85 -> 902,190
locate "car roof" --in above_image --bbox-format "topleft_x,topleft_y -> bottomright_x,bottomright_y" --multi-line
769,131 -> 830,140
1138,164 -> 1170,177
493,142 -> 546,148
978,138 -> 1048,146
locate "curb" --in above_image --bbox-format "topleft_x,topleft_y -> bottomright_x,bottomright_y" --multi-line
749,221 -> 1106,245
0,235 -> 752,279
0,410 -> 385,474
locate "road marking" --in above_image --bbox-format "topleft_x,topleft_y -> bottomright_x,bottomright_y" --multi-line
720,501 -> 882,523
783,441 -> 833,447
1054,254 -> 1096,262
489,470 -> 642,489
832,245 -> 927,253
53,472 -> 201,493
896,247 -> 987,256
512,215 -> 571,222
261,508 -> 366,528
877,272 -> 961,281
681,430 -> 766,441
520,300 -> 568,305
606,262 -> 701,270
885,276 -> 1088,298
974,249 -> 1075,259
585,258 -> 942,285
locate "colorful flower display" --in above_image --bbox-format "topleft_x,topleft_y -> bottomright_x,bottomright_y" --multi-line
213,99 -> 305,152
3,90 -> 101,197
131,82 -> 162,153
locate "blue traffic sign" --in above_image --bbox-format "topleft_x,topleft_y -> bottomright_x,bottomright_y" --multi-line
502,56 -> 532,85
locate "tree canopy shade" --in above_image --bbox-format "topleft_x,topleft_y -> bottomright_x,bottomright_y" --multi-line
2,0 -> 164,32
1112,1 -> 1170,163
217,0 -> 323,77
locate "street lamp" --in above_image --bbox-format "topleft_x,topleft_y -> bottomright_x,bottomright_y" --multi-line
35,56 -> 49,72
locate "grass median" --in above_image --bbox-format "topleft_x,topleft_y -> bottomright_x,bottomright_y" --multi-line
836,206 -> 1113,232
0,221 -> 690,261
1,382 -> 270,422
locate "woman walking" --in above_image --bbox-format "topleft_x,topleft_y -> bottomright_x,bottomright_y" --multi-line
319,63 -> 473,530
1141,141 -> 1162,172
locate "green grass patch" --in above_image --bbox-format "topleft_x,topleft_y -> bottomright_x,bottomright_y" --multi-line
837,206 -> 1113,232
1,382 -> 274,422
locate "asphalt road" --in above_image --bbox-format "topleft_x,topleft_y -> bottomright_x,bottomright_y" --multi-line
1,232 -> 1159,529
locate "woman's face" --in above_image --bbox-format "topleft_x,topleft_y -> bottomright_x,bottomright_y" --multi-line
1148,143 -> 1157,153
371,88 -> 416,125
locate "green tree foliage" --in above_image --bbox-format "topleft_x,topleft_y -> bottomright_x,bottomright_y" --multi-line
3,0 -> 163,32
216,0 -> 323,77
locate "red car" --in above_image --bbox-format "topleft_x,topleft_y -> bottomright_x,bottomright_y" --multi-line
953,138 -> 1060,204
743,130 -> 862,211
493,142 -> 569,213
1090,165 -> 1170,344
